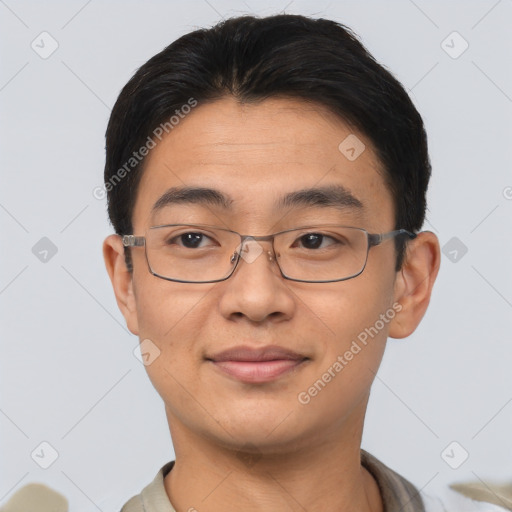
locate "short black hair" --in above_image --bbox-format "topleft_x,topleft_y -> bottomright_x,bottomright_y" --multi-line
104,13 -> 431,270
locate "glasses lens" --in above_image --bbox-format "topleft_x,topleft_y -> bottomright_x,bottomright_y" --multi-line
275,226 -> 369,282
145,225 -> 239,282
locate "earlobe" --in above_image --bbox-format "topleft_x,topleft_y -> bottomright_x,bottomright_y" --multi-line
388,231 -> 441,339
103,234 -> 139,335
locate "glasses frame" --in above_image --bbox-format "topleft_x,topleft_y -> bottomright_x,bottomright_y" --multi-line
122,223 -> 417,284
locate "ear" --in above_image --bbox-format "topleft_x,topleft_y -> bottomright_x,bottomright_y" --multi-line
388,231 -> 441,339
103,234 -> 139,335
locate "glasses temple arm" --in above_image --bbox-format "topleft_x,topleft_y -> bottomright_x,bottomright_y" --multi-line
122,235 -> 145,247
368,229 -> 417,247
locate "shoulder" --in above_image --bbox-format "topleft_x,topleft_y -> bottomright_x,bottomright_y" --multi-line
119,461 -> 176,512
360,450 -> 511,512
120,494 -> 143,512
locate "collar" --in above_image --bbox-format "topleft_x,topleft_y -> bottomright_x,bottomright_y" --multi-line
122,449 -> 426,512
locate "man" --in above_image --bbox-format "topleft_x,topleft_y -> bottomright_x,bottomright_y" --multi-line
102,14 -> 508,512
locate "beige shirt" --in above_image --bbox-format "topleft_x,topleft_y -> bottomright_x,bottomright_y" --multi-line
120,449 -> 427,512
119,449 -> 512,511
0,450 -> 509,511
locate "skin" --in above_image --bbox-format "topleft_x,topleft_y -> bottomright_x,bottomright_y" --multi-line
104,96 -> 440,512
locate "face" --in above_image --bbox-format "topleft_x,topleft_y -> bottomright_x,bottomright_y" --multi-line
105,96 -> 436,456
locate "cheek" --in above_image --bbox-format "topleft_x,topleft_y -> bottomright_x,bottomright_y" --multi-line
293,286 -> 394,424
133,267 -> 213,340
293,268 -> 395,350
132,274 -> 215,394
293,269 -> 396,398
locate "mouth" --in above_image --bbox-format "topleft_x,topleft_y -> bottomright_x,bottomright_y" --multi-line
206,345 -> 309,383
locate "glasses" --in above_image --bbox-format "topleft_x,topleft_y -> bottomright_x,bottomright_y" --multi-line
122,223 -> 417,284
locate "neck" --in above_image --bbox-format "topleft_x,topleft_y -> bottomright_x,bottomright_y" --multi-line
163,406 -> 383,512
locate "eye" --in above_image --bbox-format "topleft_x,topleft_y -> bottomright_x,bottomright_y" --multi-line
294,233 -> 339,250
167,232 -> 215,249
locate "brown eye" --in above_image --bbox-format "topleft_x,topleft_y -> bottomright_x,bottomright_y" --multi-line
301,233 -> 323,249
167,232 -> 214,249
294,233 -> 339,250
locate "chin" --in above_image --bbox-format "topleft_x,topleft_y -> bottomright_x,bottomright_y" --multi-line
206,409 -> 314,451
217,429 -> 308,457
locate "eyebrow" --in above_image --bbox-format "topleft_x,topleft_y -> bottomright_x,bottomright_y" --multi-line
151,184 -> 363,215
276,184 -> 363,211
152,186 -> 233,211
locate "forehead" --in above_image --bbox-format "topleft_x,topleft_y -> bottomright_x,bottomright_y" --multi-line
132,96 -> 394,231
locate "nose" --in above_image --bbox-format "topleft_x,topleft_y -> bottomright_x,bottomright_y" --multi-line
218,238 -> 295,323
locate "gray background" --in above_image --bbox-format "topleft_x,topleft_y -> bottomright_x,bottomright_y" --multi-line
1,0 -> 511,510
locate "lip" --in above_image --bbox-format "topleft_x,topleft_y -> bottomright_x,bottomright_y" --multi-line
207,345 -> 309,383
209,345 -> 306,362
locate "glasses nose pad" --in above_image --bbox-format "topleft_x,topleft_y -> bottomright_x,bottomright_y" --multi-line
266,249 -> 281,262
229,248 -> 276,266
233,237 -> 280,266
233,237 -> 263,264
